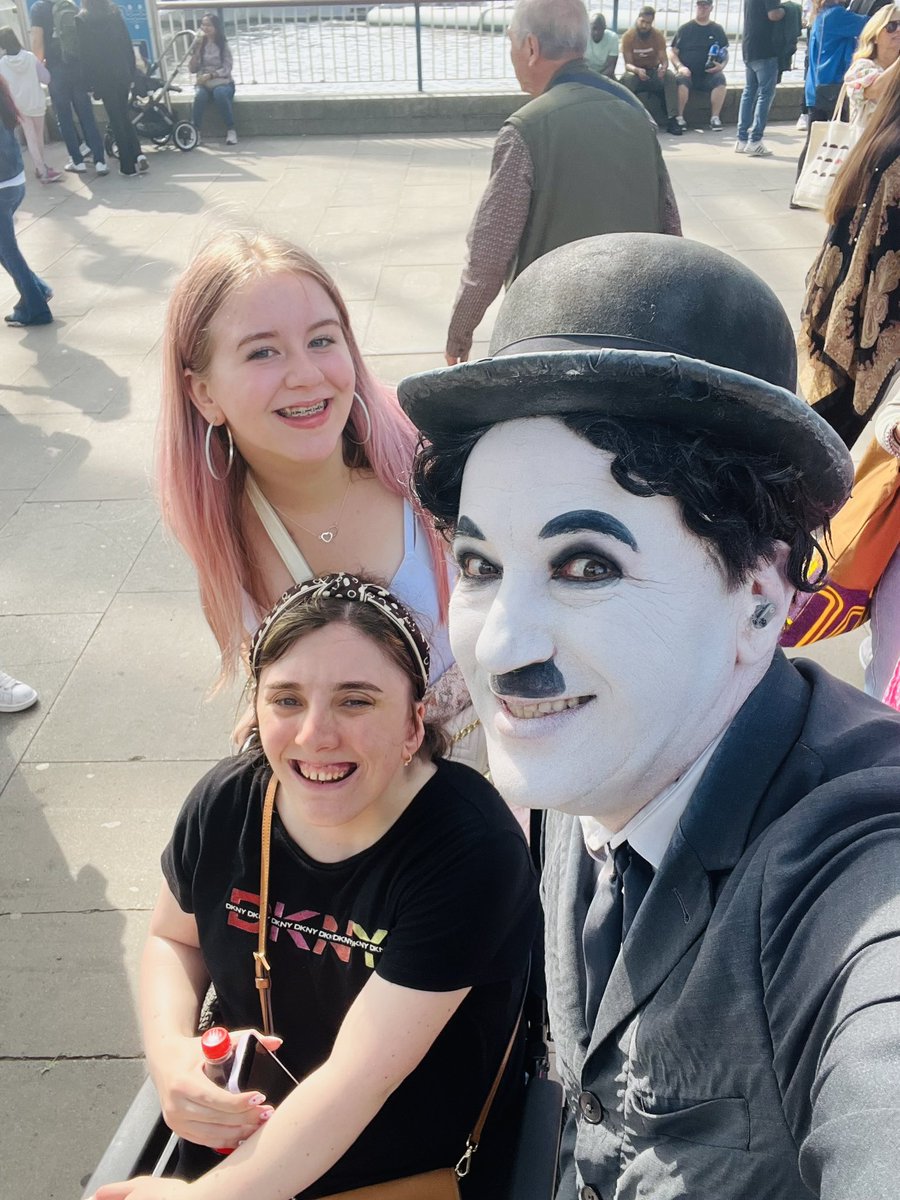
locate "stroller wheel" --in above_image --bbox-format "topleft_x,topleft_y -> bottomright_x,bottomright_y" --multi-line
105,131 -> 119,159
173,121 -> 199,152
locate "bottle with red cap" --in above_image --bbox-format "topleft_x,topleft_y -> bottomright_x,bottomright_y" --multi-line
201,1027 -> 236,1155
201,1026 -> 235,1087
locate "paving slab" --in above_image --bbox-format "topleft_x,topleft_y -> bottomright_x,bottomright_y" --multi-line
0,759 -> 216,911
1,1060 -> 147,1200
0,908 -> 149,1056
25,591 -> 242,764
0,498 -> 159,616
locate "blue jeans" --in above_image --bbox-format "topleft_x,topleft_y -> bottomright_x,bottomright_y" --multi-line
737,57 -> 778,143
0,184 -> 52,324
48,62 -> 106,165
192,82 -> 236,131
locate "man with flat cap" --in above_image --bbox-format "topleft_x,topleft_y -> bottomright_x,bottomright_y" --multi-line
400,233 -> 900,1199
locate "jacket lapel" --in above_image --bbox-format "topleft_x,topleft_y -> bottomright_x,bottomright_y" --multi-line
584,652 -> 812,1062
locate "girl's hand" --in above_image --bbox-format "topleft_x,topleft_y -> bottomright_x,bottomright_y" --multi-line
90,1179 -> 191,1200
152,1031 -> 281,1149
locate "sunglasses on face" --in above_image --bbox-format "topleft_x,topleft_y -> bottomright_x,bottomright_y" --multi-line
885,20 -> 900,32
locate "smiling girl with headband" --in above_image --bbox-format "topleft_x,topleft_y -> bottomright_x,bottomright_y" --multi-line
90,575 -> 537,1200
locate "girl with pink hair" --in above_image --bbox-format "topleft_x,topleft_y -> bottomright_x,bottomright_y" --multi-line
158,232 -> 476,751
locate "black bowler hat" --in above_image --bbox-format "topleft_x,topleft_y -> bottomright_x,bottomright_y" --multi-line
398,234 -> 853,515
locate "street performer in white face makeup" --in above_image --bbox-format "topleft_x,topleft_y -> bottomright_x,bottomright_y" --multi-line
398,233 -> 900,1200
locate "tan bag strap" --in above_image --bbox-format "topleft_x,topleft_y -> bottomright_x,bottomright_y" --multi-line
455,998 -> 525,1178
254,772 -> 527,1179
254,774 -> 278,1037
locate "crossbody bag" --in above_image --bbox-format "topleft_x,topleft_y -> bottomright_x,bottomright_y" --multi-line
252,775 -> 525,1200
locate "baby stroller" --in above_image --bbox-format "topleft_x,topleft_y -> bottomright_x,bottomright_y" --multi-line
104,31 -> 199,159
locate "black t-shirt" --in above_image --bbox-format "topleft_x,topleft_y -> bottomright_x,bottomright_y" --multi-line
742,0 -> 783,60
671,19 -> 730,76
30,0 -> 61,70
163,755 -> 540,1198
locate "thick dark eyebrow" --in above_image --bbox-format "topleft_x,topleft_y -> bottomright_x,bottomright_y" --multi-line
455,516 -> 485,540
236,318 -> 341,351
538,509 -> 638,551
262,680 -> 383,694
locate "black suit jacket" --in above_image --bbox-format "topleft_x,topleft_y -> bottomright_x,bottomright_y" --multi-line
544,651 -> 900,1199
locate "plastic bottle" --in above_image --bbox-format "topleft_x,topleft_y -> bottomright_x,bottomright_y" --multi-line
200,1027 -> 235,1155
201,1026 -> 235,1086
706,43 -> 720,69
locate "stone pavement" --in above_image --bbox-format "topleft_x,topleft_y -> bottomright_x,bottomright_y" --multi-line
0,121 -> 865,1199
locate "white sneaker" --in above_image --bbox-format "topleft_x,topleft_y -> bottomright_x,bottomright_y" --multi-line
136,154 -> 149,173
747,140 -> 773,157
95,161 -> 109,176
675,116 -> 687,131
225,129 -> 238,145
79,142 -> 92,160
710,115 -> 723,130
64,160 -> 87,173
796,113 -> 809,131
0,671 -> 38,713
734,139 -> 748,153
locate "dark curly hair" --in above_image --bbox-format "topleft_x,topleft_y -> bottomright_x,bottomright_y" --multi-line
413,414 -> 831,593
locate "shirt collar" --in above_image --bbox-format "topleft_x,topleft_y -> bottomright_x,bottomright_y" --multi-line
580,731 -> 727,870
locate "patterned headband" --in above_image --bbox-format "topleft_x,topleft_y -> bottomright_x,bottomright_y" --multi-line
249,573 -> 431,689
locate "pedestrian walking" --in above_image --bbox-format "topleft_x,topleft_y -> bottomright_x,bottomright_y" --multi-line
0,26 -> 61,182
29,0 -> 108,176
189,13 -> 237,144
0,77 -> 53,327
735,0 -> 786,155
76,0 -> 147,177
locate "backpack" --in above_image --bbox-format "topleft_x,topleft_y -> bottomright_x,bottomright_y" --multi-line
51,0 -> 80,65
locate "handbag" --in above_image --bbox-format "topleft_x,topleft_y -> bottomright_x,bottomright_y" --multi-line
253,776 -> 528,1200
780,438 -> 900,645
791,85 -> 858,211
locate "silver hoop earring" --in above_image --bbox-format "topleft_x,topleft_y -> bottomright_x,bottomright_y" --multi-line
204,421 -> 234,481
750,600 -> 777,630
346,392 -> 372,446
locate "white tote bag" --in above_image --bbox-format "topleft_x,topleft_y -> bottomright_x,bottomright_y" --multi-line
792,86 -> 860,211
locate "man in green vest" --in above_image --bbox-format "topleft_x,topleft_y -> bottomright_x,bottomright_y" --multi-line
444,0 -> 682,366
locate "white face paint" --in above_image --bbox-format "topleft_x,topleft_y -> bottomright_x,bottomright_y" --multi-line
449,418 -> 758,827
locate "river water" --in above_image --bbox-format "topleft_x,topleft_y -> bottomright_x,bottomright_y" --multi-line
158,8 -> 803,94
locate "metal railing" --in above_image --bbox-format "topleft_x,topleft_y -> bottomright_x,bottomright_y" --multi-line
152,0 -> 803,94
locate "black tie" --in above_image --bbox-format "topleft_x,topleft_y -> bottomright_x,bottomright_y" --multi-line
582,842 -> 653,1030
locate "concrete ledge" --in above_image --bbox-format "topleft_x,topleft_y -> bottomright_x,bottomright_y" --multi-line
169,82 -> 804,138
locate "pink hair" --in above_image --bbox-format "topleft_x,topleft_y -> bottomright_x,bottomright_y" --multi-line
157,230 -> 449,679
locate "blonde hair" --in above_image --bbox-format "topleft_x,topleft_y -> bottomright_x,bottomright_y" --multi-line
826,59 -> 900,221
852,4 -> 900,61
157,231 -> 449,679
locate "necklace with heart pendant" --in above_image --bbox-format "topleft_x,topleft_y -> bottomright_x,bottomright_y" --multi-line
269,476 -> 352,544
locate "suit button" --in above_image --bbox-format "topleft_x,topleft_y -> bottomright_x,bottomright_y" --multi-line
578,1090 -> 604,1123
580,1187 -> 602,1200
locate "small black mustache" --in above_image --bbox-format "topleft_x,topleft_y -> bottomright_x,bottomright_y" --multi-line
491,660 -> 566,699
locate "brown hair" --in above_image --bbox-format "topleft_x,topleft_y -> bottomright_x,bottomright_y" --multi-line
826,62 -> 900,222
249,592 -> 448,763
